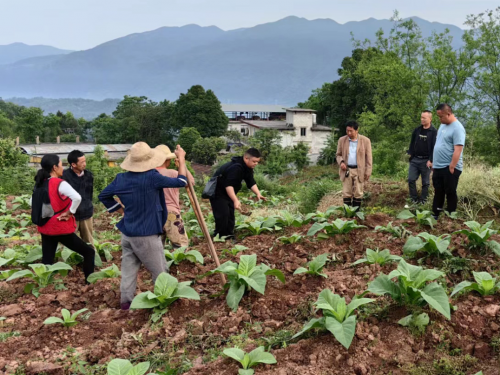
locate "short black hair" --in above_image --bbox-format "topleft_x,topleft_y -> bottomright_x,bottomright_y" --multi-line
422,110 -> 432,114
68,150 -> 85,166
345,120 -> 359,131
244,148 -> 261,158
436,103 -> 452,113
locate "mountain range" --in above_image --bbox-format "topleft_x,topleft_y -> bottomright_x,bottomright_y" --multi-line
0,16 -> 464,107
0,43 -> 73,65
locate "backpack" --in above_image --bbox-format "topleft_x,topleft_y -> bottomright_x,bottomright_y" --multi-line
31,180 -> 67,226
201,161 -> 232,199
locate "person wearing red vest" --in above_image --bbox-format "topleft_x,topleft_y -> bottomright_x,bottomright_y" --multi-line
34,155 -> 95,282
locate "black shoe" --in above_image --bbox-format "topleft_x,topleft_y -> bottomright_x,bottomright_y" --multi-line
432,214 -> 439,221
343,198 -> 352,206
352,198 -> 362,209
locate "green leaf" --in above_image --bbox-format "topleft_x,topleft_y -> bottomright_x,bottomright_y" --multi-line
397,210 -> 415,220
22,248 -> 43,264
131,292 -> 160,309
420,283 -> 451,319
398,314 -> 413,327
186,250 -> 204,264
346,297 -> 374,318
238,255 -> 257,276
292,317 -> 325,339
488,240 -> 500,256
107,359 -> 133,375
403,236 -> 425,255
307,222 -> 326,236
308,254 -> 328,273
325,315 -> 356,349
413,312 -> 430,330
61,309 -> 71,321
368,274 -> 400,300
451,281 -> 473,297
241,270 -> 266,294
127,362 -> 150,375
87,271 -> 107,284
172,284 -> 200,300
264,269 -> 286,284
154,273 -> 178,299
43,317 -> 65,325
473,271 -> 495,294
227,281 -> 246,311
48,262 -> 73,273
247,346 -> 277,367
7,269 -> 34,281
71,308 -> 89,320
223,348 -> 246,363
351,258 -> 368,266
238,370 -> 254,375
293,267 -> 308,275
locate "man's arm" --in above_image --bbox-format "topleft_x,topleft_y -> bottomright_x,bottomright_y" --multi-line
225,186 -> 241,211
98,177 -> 122,214
449,145 -> 464,174
365,138 -> 373,181
407,129 -> 416,157
152,146 -> 189,189
336,137 -> 347,171
250,184 -> 266,201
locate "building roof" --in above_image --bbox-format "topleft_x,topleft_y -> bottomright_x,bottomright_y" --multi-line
311,125 -> 332,132
286,108 -> 316,112
222,104 -> 287,113
19,143 -> 132,155
241,120 -> 294,130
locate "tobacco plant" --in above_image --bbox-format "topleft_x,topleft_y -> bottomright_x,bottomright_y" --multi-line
87,264 -> 121,284
351,248 -> 402,266
209,254 -> 285,311
106,359 -> 156,375
236,218 -> 281,236
451,271 -> 500,297
397,209 -> 437,228
403,233 -> 452,257
292,289 -> 374,349
375,222 -> 411,239
343,205 -> 365,220
398,312 -> 430,334
223,346 -> 277,375
12,195 -> 31,210
93,240 -> 120,264
222,245 -> 249,256
165,246 -> 204,267
294,253 -> 329,278
307,219 -> 366,239
453,221 -> 500,255
44,308 -> 89,327
367,259 -> 450,320
130,272 -> 200,321
305,206 -> 341,223
278,233 -> 304,244
7,262 -> 73,297
274,211 -> 305,228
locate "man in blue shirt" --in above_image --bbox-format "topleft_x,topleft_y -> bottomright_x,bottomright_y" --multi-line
99,142 -> 188,310
432,103 -> 466,219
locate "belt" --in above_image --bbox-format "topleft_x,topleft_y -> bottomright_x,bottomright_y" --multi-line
347,165 -> 357,169
415,156 -> 429,159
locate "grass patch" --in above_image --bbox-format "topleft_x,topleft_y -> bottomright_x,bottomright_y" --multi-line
0,331 -> 20,342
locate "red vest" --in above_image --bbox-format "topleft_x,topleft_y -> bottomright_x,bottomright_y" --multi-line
38,178 -> 76,236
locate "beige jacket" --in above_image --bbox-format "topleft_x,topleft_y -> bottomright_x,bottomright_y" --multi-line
336,134 -> 373,182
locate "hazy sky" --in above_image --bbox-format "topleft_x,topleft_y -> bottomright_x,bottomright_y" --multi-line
0,0 -> 497,50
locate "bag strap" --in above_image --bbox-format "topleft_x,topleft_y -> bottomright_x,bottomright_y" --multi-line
216,161 -> 233,179
50,179 -> 72,216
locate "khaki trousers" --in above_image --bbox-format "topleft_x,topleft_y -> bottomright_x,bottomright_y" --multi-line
162,212 -> 189,248
76,218 -> 94,248
342,168 -> 364,199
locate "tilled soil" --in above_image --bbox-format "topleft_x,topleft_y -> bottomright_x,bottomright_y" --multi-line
0,210 -> 500,375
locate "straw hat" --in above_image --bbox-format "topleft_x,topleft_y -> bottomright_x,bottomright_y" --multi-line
120,142 -> 167,172
155,145 -> 177,162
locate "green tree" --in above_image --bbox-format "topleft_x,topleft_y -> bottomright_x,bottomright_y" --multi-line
290,142 -> 310,169
15,107 -> 45,143
191,137 -> 226,165
225,129 -> 243,143
173,85 -> 228,138
0,111 -> 16,139
248,129 -> 283,161
91,114 -> 123,144
177,127 -> 202,158
0,138 -> 28,169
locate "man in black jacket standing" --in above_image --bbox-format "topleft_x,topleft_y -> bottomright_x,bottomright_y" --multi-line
407,110 -> 438,204
209,148 -> 266,239
63,150 -> 94,246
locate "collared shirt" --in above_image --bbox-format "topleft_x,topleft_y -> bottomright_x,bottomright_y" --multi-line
433,120 -> 466,170
98,169 -> 187,237
156,167 -> 195,214
348,139 -> 358,166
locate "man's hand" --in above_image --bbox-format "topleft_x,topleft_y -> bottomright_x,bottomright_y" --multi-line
256,194 -> 267,201
427,160 -> 432,168
175,145 -> 186,160
340,162 -> 347,171
449,165 -> 455,174
58,211 -> 73,221
117,207 -> 124,215
234,199 -> 242,211
174,158 -> 180,168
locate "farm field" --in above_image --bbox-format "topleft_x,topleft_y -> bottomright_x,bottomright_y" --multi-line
0,171 -> 499,375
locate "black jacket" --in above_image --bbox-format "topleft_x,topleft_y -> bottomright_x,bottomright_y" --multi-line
214,156 -> 256,198
407,125 -> 438,162
62,168 -> 94,221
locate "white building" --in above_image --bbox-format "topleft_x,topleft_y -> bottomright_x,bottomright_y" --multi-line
227,107 -> 331,164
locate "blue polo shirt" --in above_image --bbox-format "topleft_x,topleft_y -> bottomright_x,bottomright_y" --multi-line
433,120 -> 466,171
98,169 -> 187,237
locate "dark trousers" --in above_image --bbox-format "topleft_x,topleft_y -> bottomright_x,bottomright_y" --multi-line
41,233 -> 95,282
210,196 -> 235,238
432,167 -> 462,216
408,158 -> 431,201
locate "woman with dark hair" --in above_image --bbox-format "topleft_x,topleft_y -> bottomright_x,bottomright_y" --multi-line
34,154 -> 95,283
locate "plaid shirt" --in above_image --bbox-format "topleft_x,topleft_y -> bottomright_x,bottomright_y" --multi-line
98,169 -> 187,237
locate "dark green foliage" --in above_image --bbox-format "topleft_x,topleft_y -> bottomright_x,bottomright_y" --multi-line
290,142 -> 310,170
297,179 -> 339,214
86,146 -> 121,201
177,127 -> 202,158
191,137 -> 226,165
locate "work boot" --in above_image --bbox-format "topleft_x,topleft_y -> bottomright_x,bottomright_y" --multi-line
353,198 -> 362,210
343,198 -> 352,207
121,302 -> 131,311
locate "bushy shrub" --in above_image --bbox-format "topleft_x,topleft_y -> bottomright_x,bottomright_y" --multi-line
86,145 -> 121,201
177,127 -> 202,158
290,142 -> 310,169
298,178 -> 340,214
192,137 -> 226,165
0,167 -> 36,195
0,138 -> 29,169
317,132 -> 337,166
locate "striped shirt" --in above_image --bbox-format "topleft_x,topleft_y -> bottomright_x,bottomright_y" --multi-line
98,169 -> 187,237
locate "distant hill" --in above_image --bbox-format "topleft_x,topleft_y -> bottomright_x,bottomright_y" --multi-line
0,17 -> 464,105
5,97 -> 120,120
0,43 -> 73,65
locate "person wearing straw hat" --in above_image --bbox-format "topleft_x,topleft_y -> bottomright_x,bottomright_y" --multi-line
98,142 -> 189,310
155,145 -> 195,248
